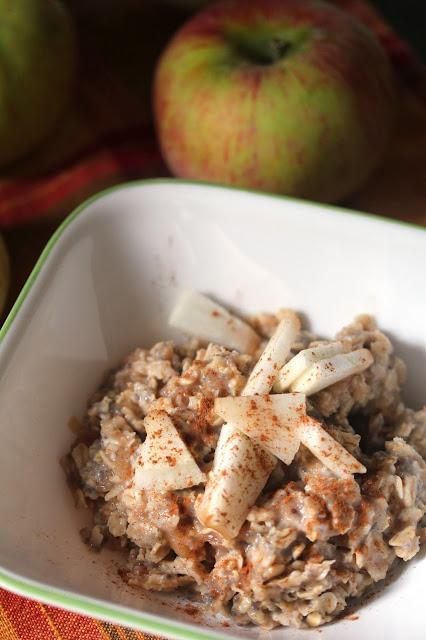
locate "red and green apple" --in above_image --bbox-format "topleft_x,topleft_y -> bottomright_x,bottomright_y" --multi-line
154,0 -> 395,202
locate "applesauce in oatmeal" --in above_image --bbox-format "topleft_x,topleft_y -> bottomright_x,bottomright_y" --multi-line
64,292 -> 426,629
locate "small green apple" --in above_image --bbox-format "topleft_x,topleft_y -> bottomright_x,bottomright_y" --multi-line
0,0 -> 76,168
154,0 -> 395,202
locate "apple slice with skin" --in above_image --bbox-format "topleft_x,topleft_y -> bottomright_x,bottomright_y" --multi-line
214,393 -> 304,464
291,349 -> 373,395
298,416 -> 366,478
133,410 -> 206,491
168,290 -> 260,354
196,312 -> 300,539
274,341 -> 346,392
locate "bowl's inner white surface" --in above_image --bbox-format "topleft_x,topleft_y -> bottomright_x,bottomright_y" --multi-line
0,183 -> 425,640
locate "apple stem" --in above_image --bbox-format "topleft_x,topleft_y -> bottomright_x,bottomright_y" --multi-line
269,37 -> 291,62
229,30 -> 295,66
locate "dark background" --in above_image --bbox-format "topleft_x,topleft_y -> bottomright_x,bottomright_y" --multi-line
375,0 -> 425,59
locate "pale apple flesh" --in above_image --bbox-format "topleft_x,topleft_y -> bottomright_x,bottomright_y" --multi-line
154,0 -> 394,202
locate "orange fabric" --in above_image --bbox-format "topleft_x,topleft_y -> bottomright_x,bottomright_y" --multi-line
0,588 -> 153,639
0,1 -> 425,639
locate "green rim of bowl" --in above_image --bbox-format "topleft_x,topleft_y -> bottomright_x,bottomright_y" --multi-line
0,178 -> 425,637
0,568 -> 234,640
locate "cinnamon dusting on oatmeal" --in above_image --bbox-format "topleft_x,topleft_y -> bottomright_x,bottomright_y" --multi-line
66,309 -> 426,630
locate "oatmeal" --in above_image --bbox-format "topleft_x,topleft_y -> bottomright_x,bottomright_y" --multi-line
64,293 -> 426,629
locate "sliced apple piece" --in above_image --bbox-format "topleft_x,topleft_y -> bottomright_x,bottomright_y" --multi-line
168,290 -> 260,354
243,310 -> 301,395
298,416 -> 366,478
197,314 -> 300,538
196,424 -> 275,539
133,410 -> 206,491
291,348 -> 373,395
214,393 -> 305,464
196,428 -> 275,540
274,342 -> 345,392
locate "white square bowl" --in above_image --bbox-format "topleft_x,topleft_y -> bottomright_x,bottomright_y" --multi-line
0,179 -> 425,640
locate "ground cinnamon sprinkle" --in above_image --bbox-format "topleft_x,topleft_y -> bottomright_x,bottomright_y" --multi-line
191,397 -> 215,432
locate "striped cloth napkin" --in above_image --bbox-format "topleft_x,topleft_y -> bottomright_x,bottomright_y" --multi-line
0,587 -> 151,640
0,2 -> 425,639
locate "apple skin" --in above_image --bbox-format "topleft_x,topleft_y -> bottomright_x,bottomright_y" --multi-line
154,0 -> 395,202
0,0 -> 76,168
